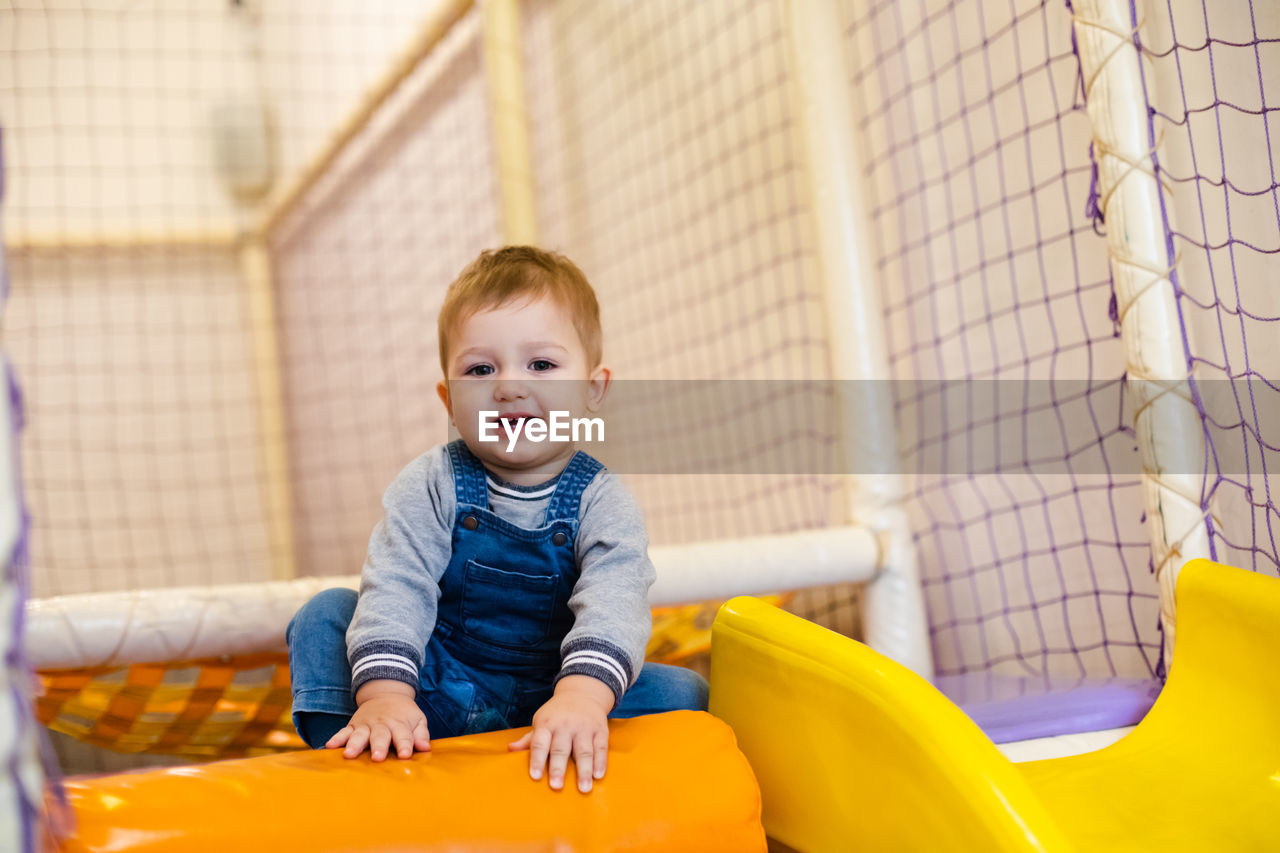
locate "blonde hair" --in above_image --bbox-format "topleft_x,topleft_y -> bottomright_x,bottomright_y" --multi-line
437,246 -> 602,373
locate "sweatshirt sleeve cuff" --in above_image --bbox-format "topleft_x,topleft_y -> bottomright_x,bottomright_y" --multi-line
555,637 -> 635,706
349,640 -> 422,695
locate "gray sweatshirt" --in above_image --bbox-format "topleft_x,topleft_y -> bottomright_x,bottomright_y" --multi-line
345,444 -> 655,705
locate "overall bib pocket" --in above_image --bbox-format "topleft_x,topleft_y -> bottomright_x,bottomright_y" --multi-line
461,559 -> 557,646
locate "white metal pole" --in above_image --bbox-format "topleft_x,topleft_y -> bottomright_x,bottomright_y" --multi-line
25,526 -> 880,668
1072,0 -> 1212,664
784,0 -> 932,678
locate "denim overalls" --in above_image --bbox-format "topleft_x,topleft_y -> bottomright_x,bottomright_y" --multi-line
419,440 -> 603,736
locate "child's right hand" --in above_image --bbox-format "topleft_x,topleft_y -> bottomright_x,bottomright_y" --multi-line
327,679 -> 431,761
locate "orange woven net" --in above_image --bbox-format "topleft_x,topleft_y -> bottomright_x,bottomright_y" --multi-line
646,594 -> 794,663
36,653 -> 304,758
36,597 -> 794,758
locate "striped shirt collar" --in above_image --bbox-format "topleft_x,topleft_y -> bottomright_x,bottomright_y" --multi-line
486,472 -> 559,501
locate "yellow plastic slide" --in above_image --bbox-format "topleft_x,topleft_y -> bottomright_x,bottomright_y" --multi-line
709,559 -> 1280,852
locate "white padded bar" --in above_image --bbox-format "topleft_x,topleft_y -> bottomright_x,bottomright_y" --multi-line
26,575 -> 356,671
26,526 -> 879,670
648,526 -> 878,607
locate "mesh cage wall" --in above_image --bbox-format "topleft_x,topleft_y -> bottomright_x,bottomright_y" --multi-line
3,1 -> 848,615
521,0 -> 841,540
843,0 -> 1280,682
267,8 -> 501,581
520,0 -> 855,629
3,0 -> 1277,705
842,0 -> 1158,681
2,1 -> 447,597
6,4 -> 263,597
1140,0 -> 1280,578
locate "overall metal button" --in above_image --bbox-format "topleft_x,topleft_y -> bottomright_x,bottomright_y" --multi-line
551,532 -> 568,546
462,515 -> 479,531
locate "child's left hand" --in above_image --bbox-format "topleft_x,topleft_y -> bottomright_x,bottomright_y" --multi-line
509,675 -> 614,793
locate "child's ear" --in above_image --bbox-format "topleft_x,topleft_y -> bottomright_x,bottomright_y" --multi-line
586,365 -> 612,412
436,380 -> 454,423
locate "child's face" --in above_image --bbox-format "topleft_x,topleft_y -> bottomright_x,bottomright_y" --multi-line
436,295 -> 610,481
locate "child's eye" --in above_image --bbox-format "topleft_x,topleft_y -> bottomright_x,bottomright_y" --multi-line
529,359 -> 556,372
465,364 -> 494,377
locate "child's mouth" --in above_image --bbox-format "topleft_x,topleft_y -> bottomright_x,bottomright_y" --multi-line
498,414 -> 539,435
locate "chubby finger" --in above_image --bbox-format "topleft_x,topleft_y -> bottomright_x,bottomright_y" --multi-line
388,719 -> 416,759
573,732 -> 595,793
592,730 -> 608,779
343,725 -> 370,759
412,718 -> 432,752
325,725 -> 353,750
508,730 -> 533,752
368,725 -> 392,762
547,730 -> 573,791
527,728 -> 553,781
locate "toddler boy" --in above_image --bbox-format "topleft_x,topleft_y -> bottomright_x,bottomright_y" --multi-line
286,246 -> 708,793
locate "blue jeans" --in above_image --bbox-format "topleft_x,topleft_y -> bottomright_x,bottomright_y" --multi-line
287,587 -> 710,748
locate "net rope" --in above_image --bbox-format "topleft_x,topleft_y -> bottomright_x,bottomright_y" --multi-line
847,0 -> 1154,681
1137,0 -> 1280,578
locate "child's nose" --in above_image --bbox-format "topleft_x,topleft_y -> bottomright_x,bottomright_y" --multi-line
492,375 -> 529,401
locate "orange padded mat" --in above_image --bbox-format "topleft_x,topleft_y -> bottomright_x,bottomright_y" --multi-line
45,710 -> 765,853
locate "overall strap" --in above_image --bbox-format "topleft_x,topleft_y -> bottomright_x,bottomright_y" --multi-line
545,450 -> 605,522
447,439 -> 490,509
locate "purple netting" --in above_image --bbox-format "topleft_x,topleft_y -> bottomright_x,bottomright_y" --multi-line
2,123 -> 49,853
846,0 -> 1278,694
520,0 -> 855,632
845,0 -> 1157,684
1138,0 -> 1280,579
